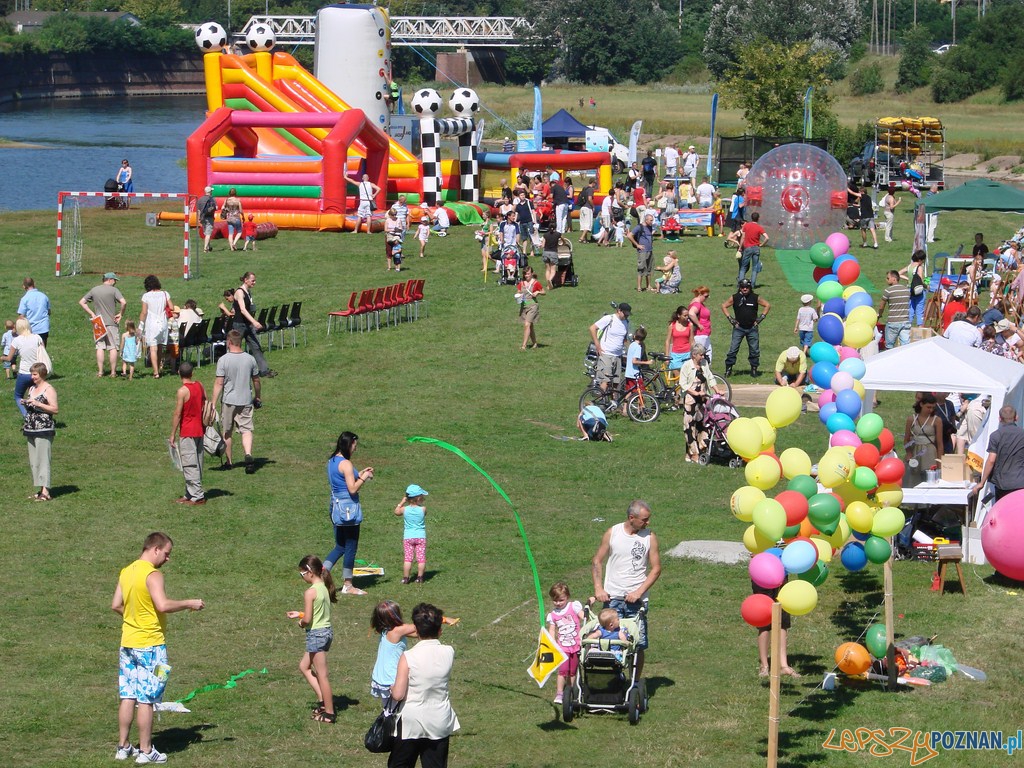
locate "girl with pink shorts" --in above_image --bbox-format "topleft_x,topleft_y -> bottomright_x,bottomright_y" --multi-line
394,484 -> 429,584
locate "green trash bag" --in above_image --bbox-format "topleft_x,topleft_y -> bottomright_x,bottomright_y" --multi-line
914,665 -> 948,683
918,644 -> 958,675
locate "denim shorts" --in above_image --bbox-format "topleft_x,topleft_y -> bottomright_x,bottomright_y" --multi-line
305,627 -> 333,653
605,598 -> 648,650
119,645 -> 170,704
798,330 -> 814,348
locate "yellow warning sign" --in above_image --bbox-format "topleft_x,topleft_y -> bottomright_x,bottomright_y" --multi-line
527,627 -> 567,687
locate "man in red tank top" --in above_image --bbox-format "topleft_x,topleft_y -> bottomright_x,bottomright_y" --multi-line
169,362 -> 207,505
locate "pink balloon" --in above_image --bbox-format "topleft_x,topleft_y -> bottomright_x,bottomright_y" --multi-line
826,232 -> 850,258
831,371 -> 855,392
981,490 -> 1024,581
818,388 -> 836,405
830,429 -> 862,448
839,345 -> 861,361
749,551 -> 787,589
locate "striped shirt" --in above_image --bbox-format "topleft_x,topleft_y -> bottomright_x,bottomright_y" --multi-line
881,284 -> 911,324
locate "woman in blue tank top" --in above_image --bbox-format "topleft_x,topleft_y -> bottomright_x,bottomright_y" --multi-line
324,431 -> 374,595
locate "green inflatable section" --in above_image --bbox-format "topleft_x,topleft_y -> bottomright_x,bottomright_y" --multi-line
775,249 -> 877,294
446,202 -> 484,226
212,184 -> 321,198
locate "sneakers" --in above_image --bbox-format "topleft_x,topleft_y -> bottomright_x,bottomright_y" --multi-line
261,370 -> 278,379
244,455 -> 255,474
115,744 -> 139,761
751,367 -> 761,377
553,693 -> 563,704
135,747 -> 167,764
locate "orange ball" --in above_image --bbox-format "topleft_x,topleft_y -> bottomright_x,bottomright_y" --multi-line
835,642 -> 871,675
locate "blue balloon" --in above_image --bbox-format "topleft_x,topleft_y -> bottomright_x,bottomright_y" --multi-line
835,388 -> 863,419
811,360 -> 837,389
838,357 -> 866,379
831,254 -> 857,275
852,529 -> 871,542
845,291 -> 874,311
810,341 -> 841,365
841,542 -> 868,571
823,297 -> 847,318
819,402 -> 838,425
781,540 -> 818,575
817,274 -> 839,285
817,313 -> 845,345
826,412 -> 856,434
765,547 -> 784,558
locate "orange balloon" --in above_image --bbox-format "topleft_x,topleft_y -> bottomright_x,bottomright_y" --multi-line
835,642 -> 872,675
799,518 -> 819,538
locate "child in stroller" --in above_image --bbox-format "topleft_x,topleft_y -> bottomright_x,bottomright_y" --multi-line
499,244 -> 526,285
696,394 -> 744,467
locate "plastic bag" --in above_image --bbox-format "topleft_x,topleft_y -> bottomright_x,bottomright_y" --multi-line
918,644 -> 958,675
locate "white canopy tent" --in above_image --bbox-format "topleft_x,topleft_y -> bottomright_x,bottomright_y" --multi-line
862,336 -> 1024,525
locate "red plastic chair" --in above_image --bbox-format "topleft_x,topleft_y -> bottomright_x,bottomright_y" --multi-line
328,292 -> 358,334
392,282 -> 408,323
354,289 -> 375,332
369,287 -> 386,329
380,284 -> 397,326
411,279 -> 427,320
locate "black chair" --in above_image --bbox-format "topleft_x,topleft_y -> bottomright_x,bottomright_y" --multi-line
260,305 -> 278,352
209,315 -> 227,344
283,301 -> 304,347
275,303 -> 291,349
179,318 -> 211,366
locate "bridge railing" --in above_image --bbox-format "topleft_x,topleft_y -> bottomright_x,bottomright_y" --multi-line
236,15 -> 533,47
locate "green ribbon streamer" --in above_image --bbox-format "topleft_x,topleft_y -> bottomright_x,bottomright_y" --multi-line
408,436 -> 546,626
176,668 -> 268,704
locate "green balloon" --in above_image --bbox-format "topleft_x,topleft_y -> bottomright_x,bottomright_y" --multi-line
852,466 -> 878,491
797,560 -> 829,587
808,493 -> 841,527
856,413 -> 884,442
865,622 -> 888,658
864,535 -> 892,564
816,281 -> 845,302
783,523 -> 801,539
810,242 -> 836,268
787,474 -> 818,500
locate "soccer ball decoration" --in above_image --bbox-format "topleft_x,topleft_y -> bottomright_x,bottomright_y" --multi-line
448,88 -> 480,115
245,24 -> 276,52
195,23 -> 227,52
412,89 -> 442,116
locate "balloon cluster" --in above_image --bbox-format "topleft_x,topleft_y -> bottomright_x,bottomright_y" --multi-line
728,232 -> 907,626
834,624 -> 887,675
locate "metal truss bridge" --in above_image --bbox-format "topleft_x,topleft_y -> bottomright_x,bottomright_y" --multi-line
238,15 -> 532,47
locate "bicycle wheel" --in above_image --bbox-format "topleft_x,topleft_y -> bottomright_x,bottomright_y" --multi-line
709,372 -> 733,401
626,391 -> 660,423
580,386 -> 613,413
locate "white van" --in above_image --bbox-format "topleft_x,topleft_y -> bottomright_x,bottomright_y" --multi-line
587,126 -> 630,173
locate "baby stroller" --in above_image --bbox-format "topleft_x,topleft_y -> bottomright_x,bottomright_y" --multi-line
104,178 -> 128,210
562,602 -> 647,724
498,244 -> 525,286
696,394 -> 744,468
552,239 -> 579,288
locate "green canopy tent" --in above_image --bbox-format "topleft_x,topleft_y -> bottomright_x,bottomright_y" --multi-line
919,178 -> 1024,213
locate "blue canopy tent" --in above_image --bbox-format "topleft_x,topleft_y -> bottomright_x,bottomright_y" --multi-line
541,109 -> 591,141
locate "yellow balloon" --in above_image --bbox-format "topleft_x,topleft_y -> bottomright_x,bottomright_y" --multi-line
875,483 -> 904,508
842,285 -> 867,299
779,447 -> 812,480
872,507 -> 906,537
818,446 -> 854,488
810,536 -> 834,563
852,379 -> 866,399
827,515 -> 852,548
730,486 -> 765,522
843,321 -> 873,349
765,387 -> 802,429
833,480 -> 869,506
846,500 -> 874,533
847,305 -> 879,328
727,417 -> 763,460
745,454 -> 782,491
743,524 -> 776,554
778,580 -> 818,616
752,416 -> 778,452
753,499 -> 787,541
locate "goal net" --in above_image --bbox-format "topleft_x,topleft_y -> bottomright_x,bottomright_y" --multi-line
56,192 -> 199,280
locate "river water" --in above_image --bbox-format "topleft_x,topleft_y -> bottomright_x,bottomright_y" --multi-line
0,95 -> 207,212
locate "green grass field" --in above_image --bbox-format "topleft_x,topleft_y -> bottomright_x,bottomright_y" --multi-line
0,200 -> 1021,768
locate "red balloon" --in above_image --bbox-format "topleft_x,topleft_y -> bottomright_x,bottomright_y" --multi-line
836,259 -> 861,286
877,428 -> 895,455
776,490 -> 809,526
813,266 -> 832,282
854,443 -> 881,468
875,457 -> 906,485
741,593 -> 775,627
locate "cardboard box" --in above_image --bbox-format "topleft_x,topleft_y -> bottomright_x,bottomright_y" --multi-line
910,327 -> 935,342
941,454 -> 969,483
962,525 -> 986,565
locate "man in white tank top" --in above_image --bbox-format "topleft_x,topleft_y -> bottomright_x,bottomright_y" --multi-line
591,500 -> 661,677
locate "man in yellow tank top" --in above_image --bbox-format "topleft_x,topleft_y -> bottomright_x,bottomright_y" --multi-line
111,532 -> 204,764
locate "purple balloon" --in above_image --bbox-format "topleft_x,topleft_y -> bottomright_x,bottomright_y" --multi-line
818,388 -> 836,406
826,231 -> 851,257
819,401 -> 838,425
831,429 -> 862,448
835,388 -> 863,419
818,314 -> 845,345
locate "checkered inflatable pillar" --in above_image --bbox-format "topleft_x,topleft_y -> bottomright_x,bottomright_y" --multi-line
419,117 -> 478,206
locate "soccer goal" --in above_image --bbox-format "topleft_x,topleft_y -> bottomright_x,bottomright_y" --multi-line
56,192 -> 200,280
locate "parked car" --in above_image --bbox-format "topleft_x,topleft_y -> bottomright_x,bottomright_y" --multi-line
932,44 -> 955,55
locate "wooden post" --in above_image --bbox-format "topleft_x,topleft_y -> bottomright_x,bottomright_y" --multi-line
767,601 -> 782,768
884,553 -> 897,691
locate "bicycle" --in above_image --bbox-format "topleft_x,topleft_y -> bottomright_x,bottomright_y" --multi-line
579,376 -> 660,423
644,353 -> 733,406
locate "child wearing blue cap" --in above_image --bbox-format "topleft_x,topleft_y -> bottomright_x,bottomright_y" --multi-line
394,484 -> 429,584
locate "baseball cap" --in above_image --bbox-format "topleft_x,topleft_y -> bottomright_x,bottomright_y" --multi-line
405,484 -> 429,498
617,302 -> 632,314
952,287 -> 965,298
688,145 -> 695,149
995,319 -> 1012,332
786,346 -> 802,360
103,272 -> 119,281
800,293 -> 814,304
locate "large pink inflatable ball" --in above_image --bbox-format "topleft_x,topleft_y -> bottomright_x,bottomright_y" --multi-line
981,489 -> 1024,581
743,144 -> 849,249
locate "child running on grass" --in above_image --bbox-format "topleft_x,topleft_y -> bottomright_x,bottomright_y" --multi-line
394,484 -> 429,583
120,320 -> 139,380
242,214 -> 257,251
286,555 -> 338,723
545,582 -> 584,705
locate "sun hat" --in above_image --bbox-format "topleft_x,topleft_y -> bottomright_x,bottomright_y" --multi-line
994,319 -> 1012,332
405,484 -> 429,498
103,272 -> 119,281
786,346 -> 802,360
800,293 -> 813,304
